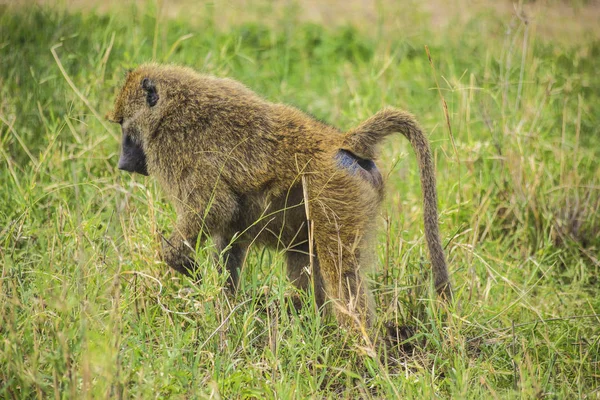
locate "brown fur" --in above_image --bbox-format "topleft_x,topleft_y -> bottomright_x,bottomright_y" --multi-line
107,63 -> 451,332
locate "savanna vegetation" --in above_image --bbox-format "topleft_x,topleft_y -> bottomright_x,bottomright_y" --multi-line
1,1 -> 599,398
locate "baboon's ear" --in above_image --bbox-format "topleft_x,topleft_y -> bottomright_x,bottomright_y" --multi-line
141,77 -> 159,107
105,110 -> 116,123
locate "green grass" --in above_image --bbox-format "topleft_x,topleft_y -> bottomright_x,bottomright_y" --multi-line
1,2 -> 599,398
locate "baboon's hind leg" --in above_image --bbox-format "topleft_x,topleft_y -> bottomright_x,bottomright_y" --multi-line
308,180 -> 378,330
285,244 -> 326,310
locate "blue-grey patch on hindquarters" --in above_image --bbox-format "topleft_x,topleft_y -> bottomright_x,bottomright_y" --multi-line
335,149 -> 383,188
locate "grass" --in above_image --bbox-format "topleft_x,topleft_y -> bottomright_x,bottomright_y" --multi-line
1,1 -> 599,398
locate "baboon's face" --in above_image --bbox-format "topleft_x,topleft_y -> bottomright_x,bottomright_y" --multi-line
107,70 -> 161,176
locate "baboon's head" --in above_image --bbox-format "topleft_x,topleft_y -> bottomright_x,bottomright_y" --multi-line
106,65 -> 164,176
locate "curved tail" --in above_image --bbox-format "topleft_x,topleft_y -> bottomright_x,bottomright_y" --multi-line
343,107 -> 452,299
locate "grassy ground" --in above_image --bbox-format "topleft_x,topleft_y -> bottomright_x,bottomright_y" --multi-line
1,1 -> 599,398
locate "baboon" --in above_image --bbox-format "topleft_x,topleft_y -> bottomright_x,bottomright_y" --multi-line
107,63 -> 451,331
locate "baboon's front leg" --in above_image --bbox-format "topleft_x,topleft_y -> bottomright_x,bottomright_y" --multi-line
162,212 -> 203,277
163,184 -> 240,279
214,236 -> 248,291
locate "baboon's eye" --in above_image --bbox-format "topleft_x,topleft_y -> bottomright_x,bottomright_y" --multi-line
141,77 -> 159,107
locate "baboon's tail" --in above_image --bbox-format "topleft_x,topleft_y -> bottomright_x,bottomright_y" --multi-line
343,107 -> 452,299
